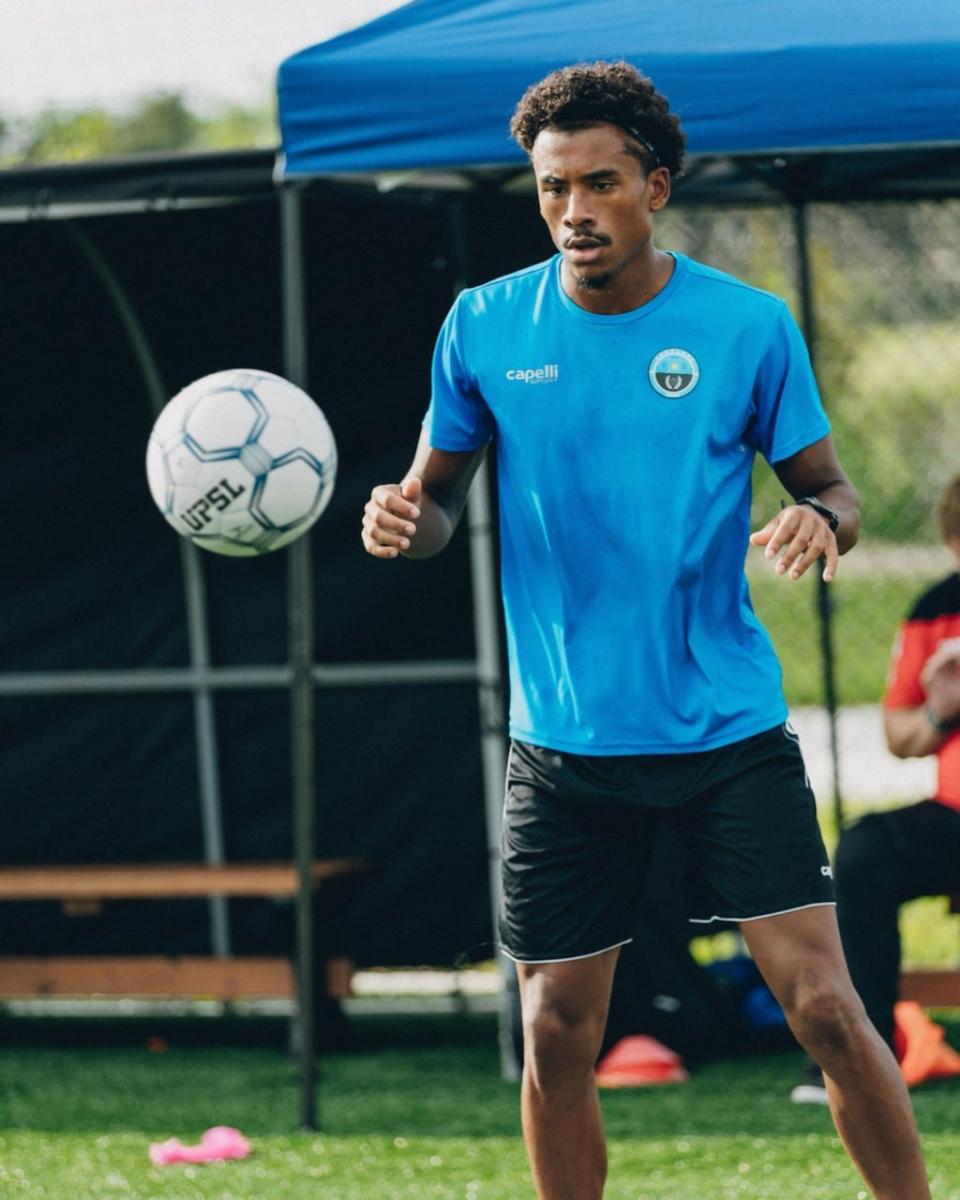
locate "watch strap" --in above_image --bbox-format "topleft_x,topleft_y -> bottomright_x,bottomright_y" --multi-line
796,496 -> 840,533
925,704 -> 960,735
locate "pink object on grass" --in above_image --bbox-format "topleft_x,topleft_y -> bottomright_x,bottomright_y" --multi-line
149,1125 -> 251,1165
595,1035 -> 689,1087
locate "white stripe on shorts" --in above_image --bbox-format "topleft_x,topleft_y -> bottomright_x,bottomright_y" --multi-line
688,900 -> 836,925
498,937 -> 634,965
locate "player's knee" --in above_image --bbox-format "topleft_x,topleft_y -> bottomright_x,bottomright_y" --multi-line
786,974 -> 865,1057
523,1000 -> 604,1088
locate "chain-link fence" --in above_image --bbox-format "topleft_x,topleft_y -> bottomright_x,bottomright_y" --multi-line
660,200 -> 960,821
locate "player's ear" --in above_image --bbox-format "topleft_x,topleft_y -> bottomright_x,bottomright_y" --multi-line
648,166 -> 671,211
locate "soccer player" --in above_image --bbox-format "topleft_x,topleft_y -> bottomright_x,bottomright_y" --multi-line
836,476 -> 960,1059
361,61 -> 929,1200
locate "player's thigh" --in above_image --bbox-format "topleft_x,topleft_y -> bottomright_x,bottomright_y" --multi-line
674,724 -> 833,926
517,945 -> 622,1033
877,800 -> 960,900
835,800 -> 960,911
738,901 -> 856,1013
500,740 -> 657,964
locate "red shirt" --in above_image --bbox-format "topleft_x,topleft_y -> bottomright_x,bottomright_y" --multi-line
884,573 -> 960,810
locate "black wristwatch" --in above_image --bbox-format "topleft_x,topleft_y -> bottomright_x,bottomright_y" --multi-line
925,704 -> 960,735
796,496 -> 840,533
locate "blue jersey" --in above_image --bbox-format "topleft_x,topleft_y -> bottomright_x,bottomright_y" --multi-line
425,252 -> 830,754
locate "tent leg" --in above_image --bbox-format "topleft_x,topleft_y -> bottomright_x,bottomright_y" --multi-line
64,223 -> 231,956
280,183 -> 318,1131
448,197 -> 520,1081
467,460 -> 521,1082
792,202 -> 844,835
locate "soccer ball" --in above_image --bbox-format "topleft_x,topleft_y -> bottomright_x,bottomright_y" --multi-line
146,368 -> 337,556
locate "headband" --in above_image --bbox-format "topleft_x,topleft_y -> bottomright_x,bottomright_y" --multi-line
541,116 -> 662,167
621,124 -> 661,167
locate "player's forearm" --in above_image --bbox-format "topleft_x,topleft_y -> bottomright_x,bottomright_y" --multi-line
810,481 -> 860,555
401,488 -> 457,559
884,706 -> 947,759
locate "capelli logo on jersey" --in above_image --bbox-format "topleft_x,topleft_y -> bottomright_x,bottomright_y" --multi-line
505,364 -> 559,384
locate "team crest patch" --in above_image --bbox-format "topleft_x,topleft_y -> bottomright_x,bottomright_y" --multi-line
649,348 -> 700,398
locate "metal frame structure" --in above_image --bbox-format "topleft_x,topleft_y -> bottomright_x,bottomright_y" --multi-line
790,201 -> 844,839
4,143 -> 959,1127
0,172 -> 516,1127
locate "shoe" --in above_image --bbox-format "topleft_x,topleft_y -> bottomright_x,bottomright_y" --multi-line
790,1062 -> 829,1105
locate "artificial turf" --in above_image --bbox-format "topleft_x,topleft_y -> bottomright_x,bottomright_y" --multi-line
2,1011 -> 960,1198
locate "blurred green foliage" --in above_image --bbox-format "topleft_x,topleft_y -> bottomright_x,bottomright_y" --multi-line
659,202 -> 960,547
658,201 -> 959,712
0,91 -> 275,165
748,564 -> 947,707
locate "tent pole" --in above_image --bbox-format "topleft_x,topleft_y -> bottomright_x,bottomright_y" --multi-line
280,182 -> 318,1131
64,224 -> 231,958
448,199 -> 520,1082
466,459 -> 520,1082
791,202 -> 844,836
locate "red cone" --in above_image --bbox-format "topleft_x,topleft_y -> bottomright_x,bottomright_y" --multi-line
595,1035 -> 689,1087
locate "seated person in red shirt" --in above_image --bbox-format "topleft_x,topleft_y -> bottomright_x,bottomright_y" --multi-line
837,475 -> 960,1053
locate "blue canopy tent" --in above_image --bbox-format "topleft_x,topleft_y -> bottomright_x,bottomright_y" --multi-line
277,0 -> 960,197
273,0 -> 960,1127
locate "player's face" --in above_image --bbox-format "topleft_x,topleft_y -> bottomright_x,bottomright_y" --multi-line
531,123 -> 669,290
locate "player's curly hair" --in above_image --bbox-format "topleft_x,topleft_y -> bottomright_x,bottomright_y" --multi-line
938,474 -> 960,542
510,60 -> 686,177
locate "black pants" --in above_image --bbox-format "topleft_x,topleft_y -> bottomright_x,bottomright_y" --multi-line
835,800 -> 960,1052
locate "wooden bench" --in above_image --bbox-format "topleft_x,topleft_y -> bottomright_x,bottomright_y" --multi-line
899,894 -> 960,1008
0,860 -> 368,1001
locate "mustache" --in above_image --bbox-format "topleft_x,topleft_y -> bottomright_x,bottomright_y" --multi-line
563,232 -> 611,247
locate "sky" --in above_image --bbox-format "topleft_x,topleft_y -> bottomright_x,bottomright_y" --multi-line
0,0 -> 409,116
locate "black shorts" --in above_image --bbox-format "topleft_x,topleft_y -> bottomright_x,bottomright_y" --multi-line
499,723 -> 835,964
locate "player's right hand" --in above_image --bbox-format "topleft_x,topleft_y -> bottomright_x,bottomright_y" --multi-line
362,477 -> 422,558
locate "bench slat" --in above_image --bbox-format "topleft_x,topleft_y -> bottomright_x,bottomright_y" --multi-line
0,859 -> 368,901
0,956 -> 295,998
900,969 -> 960,1008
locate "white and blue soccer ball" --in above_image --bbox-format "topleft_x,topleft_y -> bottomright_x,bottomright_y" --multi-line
146,368 -> 337,556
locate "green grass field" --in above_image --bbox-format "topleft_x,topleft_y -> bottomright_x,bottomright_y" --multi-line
3,1012 -> 960,1199
1,548 -> 950,1196
0,550 -> 951,1197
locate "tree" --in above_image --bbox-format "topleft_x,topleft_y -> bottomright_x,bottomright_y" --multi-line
113,93 -> 201,155
19,107 -> 115,163
4,91 -> 275,166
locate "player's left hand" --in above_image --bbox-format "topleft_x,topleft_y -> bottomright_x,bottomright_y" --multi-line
749,505 -> 839,583
921,638 -> 960,725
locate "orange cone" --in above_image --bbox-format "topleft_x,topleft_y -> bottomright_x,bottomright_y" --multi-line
894,1001 -> 960,1087
595,1035 -> 689,1087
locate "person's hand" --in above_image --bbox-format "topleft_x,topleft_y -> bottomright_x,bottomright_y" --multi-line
749,504 -> 839,582
361,477 -> 422,559
921,637 -> 960,725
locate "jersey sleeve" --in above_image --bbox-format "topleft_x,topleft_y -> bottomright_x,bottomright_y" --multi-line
745,302 -> 831,465
884,583 -> 950,707
884,617 -> 931,708
422,293 -> 495,451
